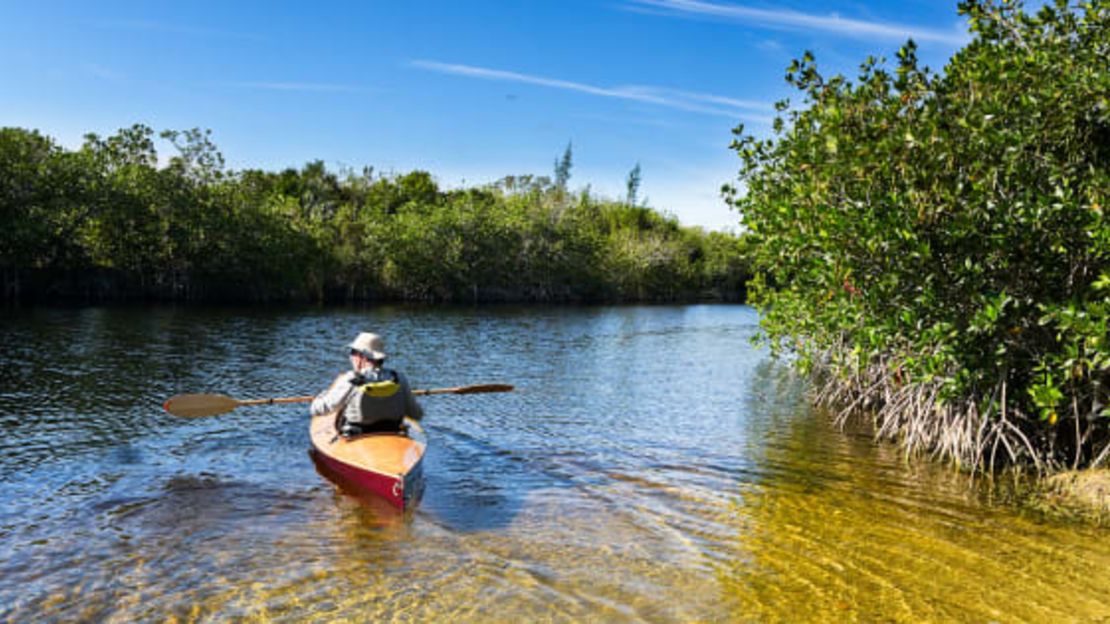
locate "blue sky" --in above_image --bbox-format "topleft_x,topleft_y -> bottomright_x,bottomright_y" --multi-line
1,1 -> 979,231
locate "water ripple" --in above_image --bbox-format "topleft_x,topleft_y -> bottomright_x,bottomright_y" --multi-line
3,304 -> 1110,623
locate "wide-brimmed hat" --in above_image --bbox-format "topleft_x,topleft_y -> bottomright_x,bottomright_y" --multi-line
348,332 -> 386,360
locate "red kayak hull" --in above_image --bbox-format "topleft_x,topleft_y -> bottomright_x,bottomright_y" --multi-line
309,415 -> 426,509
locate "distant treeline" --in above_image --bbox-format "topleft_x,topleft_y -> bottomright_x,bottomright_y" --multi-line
0,125 -> 749,303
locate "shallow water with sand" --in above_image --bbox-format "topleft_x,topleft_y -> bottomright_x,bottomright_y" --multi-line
2,304 -> 1108,622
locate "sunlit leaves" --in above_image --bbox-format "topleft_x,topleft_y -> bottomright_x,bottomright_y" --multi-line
730,0 -> 1110,467
1,127 -> 751,304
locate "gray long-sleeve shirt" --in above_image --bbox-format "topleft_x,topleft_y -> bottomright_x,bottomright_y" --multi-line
310,367 -> 424,424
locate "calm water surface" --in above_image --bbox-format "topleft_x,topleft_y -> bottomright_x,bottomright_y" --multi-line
1,304 -> 1109,623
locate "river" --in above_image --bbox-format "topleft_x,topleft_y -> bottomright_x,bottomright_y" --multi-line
1,304 -> 1108,622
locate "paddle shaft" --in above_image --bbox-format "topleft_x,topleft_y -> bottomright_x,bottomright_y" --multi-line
240,384 -> 513,402
164,383 -> 513,417
237,396 -> 314,407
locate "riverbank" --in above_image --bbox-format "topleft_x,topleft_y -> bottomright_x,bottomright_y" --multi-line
1038,470 -> 1110,522
1,266 -> 746,305
730,1 -> 1110,476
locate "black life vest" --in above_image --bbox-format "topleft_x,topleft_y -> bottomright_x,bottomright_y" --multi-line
342,368 -> 406,428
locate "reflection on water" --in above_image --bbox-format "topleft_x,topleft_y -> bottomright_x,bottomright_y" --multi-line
1,304 -> 1109,622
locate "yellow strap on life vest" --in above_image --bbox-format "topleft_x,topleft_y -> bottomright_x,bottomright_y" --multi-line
357,380 -> 400,397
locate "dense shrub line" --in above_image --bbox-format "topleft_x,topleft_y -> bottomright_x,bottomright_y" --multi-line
0,126 -> 749,303
728,0 -> 1110,471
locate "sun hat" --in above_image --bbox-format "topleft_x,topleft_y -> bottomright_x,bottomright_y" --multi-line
348,332 -> 387,360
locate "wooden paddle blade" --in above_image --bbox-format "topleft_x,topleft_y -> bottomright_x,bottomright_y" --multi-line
163,393 -> 241,417
454,383 -> 514,394
412,384 -> 514,396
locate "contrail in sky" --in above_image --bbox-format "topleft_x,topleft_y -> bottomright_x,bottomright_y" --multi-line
625,0 -> 969,45
410,60 -> 773,123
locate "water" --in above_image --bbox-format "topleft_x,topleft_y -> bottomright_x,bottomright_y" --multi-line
1,304 -> 1108,623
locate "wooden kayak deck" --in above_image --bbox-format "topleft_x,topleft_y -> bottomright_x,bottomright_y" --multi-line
309,414 -> 425,478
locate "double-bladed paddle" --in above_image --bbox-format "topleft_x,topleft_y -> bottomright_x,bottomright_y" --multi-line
163,383 -> 514,418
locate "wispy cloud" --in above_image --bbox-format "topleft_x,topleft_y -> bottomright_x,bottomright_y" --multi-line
91,19 -> 262,41
757,39 -> 785,53
218,81 -> 379,94
624,0 -> 969,45
83,63 -> 125,82
409,60 -> 773,123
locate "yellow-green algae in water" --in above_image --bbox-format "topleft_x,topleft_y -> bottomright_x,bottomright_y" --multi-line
715,415 -> 1110,623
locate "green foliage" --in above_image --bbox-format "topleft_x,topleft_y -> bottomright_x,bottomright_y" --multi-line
0,128 -> 71,270
0,127 -> 749,304
554,142 -> 573,191
729,0 -> 1110,470
626,163 -> 642,206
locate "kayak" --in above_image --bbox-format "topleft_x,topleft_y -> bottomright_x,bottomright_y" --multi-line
309,414 -> 426,509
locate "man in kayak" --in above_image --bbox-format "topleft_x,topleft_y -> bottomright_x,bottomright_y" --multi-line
310,332 -> 423,437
